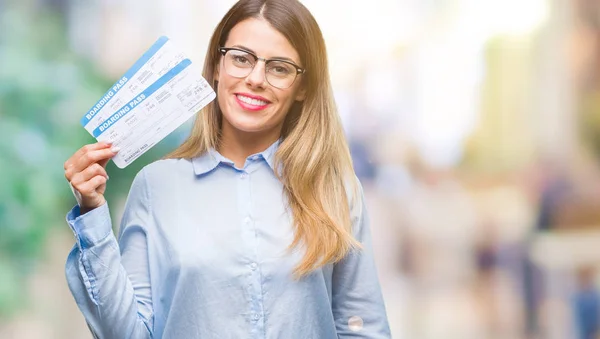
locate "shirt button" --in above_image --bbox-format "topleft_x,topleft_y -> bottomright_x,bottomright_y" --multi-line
240,172 -> 248,179
253,313 -> 261,321
250,262 -> 258,270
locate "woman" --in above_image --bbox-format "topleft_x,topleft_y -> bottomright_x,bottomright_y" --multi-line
63,0 -> 390,338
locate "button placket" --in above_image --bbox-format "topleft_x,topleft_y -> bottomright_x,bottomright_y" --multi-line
237,168 -> 265,332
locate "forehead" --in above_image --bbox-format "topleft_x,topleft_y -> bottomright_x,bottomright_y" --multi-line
224,18 -> 300,63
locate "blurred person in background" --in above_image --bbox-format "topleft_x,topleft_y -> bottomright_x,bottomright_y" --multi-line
61,0 -> 390,338
572,266 -> 600,339
523,159 -> 571,337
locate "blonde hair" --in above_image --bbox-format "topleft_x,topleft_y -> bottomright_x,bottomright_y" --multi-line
167,0 -> 361,278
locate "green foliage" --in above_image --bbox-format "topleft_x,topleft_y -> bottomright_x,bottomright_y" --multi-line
0,5 -> 105,317
0,4 -> 189,318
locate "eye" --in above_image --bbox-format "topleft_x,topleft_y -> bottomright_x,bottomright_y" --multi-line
267,62 -> 294,76
233,55 -> 251,65
273,66 -> 290,74
228,50 -> 255,68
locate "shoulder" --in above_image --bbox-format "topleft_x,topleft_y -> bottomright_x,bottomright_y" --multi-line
343,174 -> 366,224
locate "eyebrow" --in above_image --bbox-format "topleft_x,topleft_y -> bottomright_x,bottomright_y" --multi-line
231,44 -> 300,65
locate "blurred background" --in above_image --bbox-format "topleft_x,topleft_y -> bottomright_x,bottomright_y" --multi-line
2,0 -> 600,338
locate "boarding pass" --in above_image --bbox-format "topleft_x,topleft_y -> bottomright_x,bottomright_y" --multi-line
81,36 -> 215,168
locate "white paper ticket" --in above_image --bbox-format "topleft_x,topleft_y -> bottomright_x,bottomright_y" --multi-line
80,37 -> 216,168
92,58 -> 215,168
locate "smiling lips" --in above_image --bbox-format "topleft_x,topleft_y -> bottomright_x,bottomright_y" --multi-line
235,93 -> 271,111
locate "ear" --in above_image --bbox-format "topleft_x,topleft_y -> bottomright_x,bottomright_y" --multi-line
295,86 -> 306,102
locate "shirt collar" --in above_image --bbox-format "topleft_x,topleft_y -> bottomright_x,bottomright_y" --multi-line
261,138 -> 280,171
191,139 -> 281,176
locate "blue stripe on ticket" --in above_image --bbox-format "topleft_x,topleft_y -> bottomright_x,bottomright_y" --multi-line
81,36 -> 170,126
92,58 -> 192,137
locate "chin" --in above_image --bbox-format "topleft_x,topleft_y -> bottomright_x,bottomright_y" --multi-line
221,104 -> 283,136
233,125 -> 265,134
227,118 -> 272,134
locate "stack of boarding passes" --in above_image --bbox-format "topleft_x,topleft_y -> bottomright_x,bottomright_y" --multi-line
80,36 -> 216,168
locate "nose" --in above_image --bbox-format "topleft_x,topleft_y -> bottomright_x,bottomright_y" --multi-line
245,61 -> 267,88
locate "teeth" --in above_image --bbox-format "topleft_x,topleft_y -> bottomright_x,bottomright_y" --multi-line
237,95 -> 268,106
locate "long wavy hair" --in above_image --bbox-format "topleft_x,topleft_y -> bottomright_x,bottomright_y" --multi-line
167,0 -> 361,278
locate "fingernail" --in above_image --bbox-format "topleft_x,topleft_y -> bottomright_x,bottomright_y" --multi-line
110,147 -> 120,153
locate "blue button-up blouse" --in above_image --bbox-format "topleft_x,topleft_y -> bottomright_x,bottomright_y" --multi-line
65,140 -> 391,338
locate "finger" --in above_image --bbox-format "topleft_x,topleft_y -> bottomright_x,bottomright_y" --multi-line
72,148 -> 118,174
70,142 -> 113,163
98,157 -> 110,168
65,148 -> 116,181
64,142 -> 112,170
98,146 -> 120,168
70,163 -> 108,187
76,175 -> 108,196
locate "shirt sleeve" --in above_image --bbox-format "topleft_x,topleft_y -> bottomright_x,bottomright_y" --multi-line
65,168 -> 153,339
332,181 -> 391,338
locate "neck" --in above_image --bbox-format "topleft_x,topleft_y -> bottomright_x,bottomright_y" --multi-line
219,125 -> 281,168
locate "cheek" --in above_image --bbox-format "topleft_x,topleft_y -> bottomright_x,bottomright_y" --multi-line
277,91 -> 299,111
216,77 -> 235,108
216,72 -> 228,93
216,90 -> 231,118
278,100 -> 294,116
215,63 -> 231,93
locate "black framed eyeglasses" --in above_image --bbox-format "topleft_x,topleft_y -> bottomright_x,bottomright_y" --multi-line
218,47 -> 305,89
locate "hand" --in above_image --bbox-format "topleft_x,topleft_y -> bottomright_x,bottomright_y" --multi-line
64,142 -> 119,214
